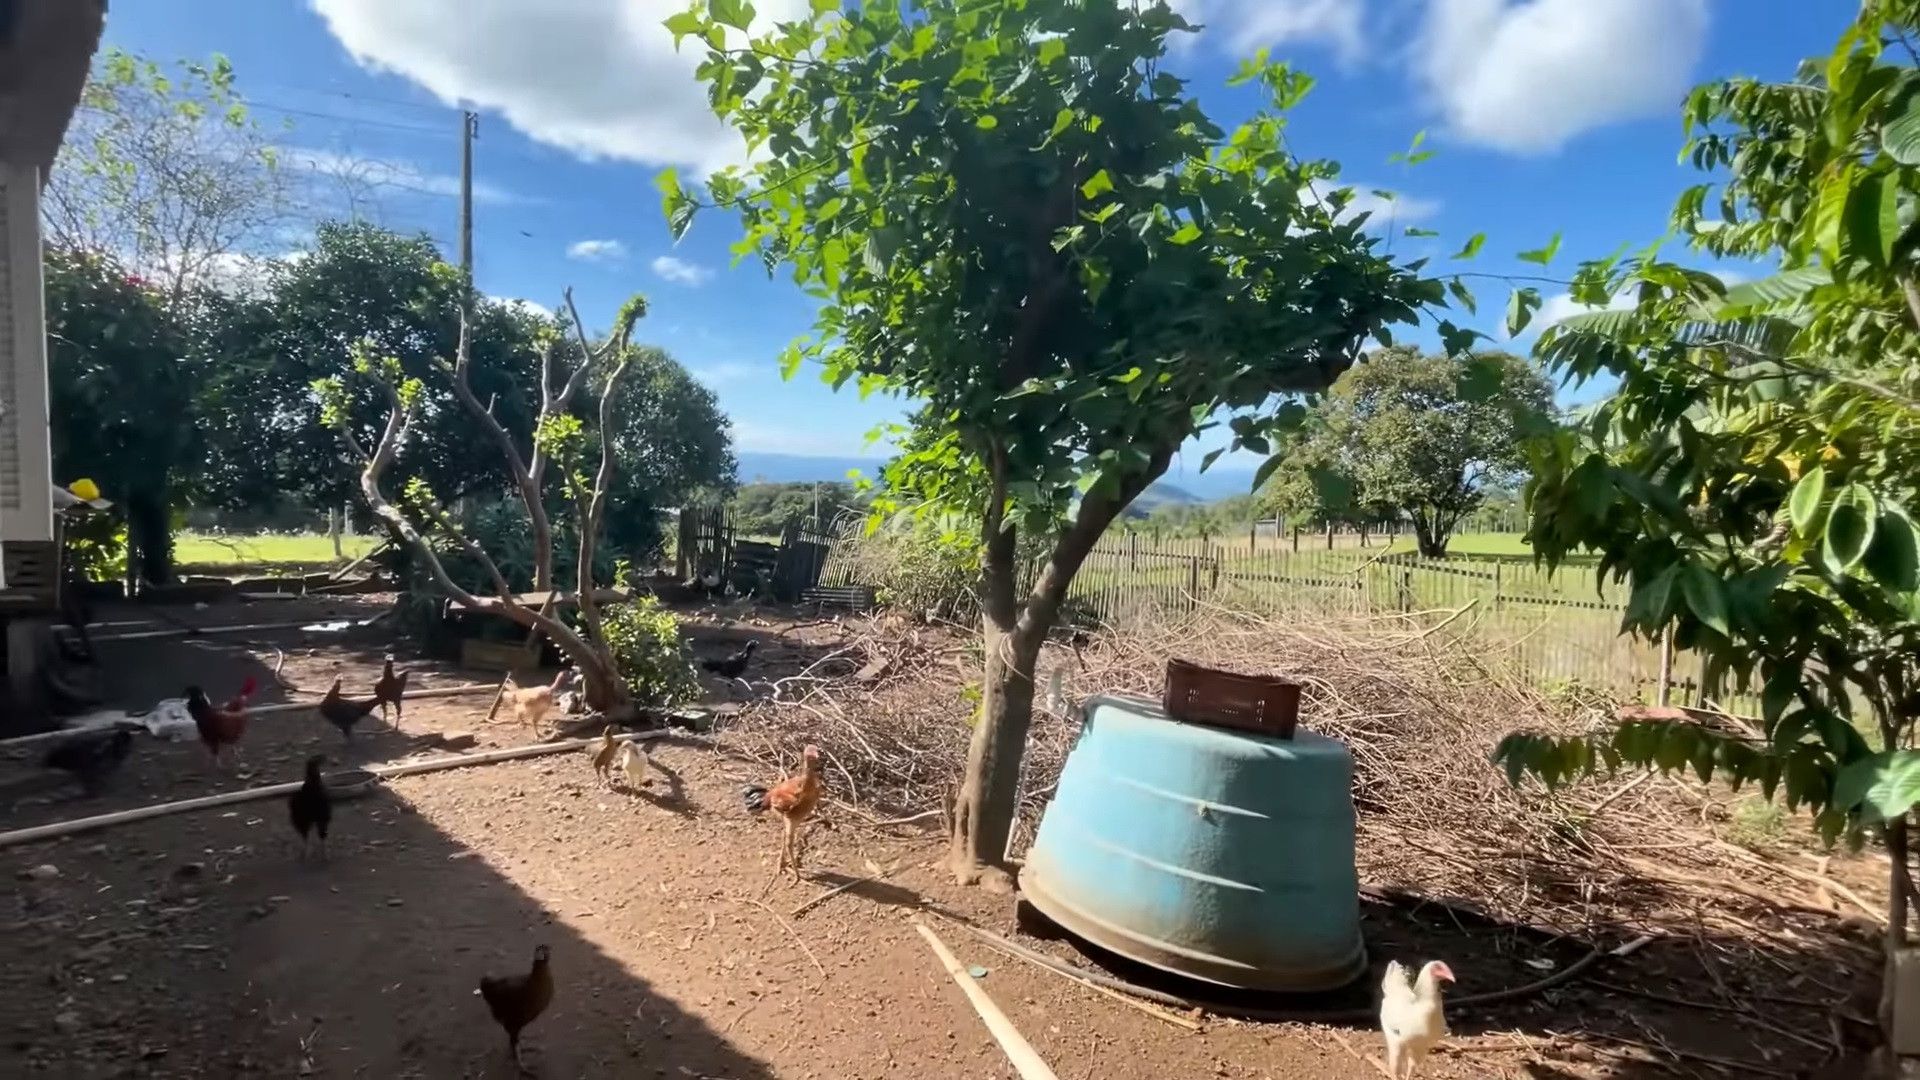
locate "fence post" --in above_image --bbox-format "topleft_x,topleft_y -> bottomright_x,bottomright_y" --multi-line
1292,526 -> 1300,553
1188,555 -> 1200,609
1326,523 -> 1334,550
1657,625 -> 1675,706
1400,569 -> 1412,612
1492,562 -> 1502,612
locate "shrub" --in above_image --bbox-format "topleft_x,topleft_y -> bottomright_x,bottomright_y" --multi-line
600,597 -> 699,707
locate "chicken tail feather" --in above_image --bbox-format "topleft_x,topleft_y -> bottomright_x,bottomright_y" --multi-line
742,785 -> 769,814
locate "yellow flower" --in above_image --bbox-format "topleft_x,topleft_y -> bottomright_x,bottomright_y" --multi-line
68,478 -> 101,502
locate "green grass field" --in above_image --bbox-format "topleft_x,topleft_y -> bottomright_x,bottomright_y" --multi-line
174,532 -> 380,571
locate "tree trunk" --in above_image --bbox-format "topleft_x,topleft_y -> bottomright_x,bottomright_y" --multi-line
570,645 -> 634,720
125,488 -> 173,588
1884,814 -> 1913,1040
948,616 -> 1045,891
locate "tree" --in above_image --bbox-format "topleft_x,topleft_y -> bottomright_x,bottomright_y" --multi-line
42,49 -> 289,309
600,347 -> 738,558
315,294 -> 651,717
1262,349 -> 1554,556
44,251 -> 197,586
1492,0 -> 1920,1030
662,0 -> 1453,884
213,222 -> 546,518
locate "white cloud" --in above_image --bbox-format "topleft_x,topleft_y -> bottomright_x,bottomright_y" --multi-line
282,146 -> 523,205
566,239 -> 628,264
308,0 -> 812,174
1171,0 -> 1366,64
1416,0 -> 1710,154
1306,180 -> 1441,230
689,361 -> 760,386
651,254 -> 713,286
1529,289 -> 1633,336
488,295 -> 558,321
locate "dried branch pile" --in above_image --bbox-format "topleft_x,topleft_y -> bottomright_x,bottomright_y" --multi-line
731,607 -> 1885,939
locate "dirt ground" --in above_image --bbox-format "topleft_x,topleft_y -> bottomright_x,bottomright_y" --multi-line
0,595 -> 1889,1078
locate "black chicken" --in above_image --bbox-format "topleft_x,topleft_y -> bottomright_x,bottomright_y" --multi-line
701,640 -> 757,678
319,676 -> 381,741
288,755 -> 332,861
479,944 -> 554,1066
42,728 -> 134,796
372,655 -> 410,724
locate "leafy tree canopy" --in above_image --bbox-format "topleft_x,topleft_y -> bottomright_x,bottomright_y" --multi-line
43,48 -> 289,308
1261,348 -> 1555,556
1498,2 -> 1920,916
662,0 -> 1459,880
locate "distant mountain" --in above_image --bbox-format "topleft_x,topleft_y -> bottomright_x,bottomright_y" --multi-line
734,452 -> 885,485
731,452 -> 1257,504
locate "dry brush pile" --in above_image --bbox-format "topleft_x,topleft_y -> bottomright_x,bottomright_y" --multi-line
724,604 -> 1887,970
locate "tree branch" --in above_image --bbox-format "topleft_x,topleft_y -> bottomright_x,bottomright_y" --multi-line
1019,441 -> 1177,636
575,349 -> 635,646
980,440 -> 1019,631
442,309 -> 558,590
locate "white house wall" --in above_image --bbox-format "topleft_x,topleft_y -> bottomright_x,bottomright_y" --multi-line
0,162 -> 53,545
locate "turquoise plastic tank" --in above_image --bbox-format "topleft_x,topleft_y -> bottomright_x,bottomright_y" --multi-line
1020,694 -> 1365,992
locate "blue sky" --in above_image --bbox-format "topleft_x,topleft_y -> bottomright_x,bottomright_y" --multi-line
101,0 -> 1851,487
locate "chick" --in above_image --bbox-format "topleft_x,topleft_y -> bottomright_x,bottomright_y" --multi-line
617,740 -> 655,789
589,725 -> 619,787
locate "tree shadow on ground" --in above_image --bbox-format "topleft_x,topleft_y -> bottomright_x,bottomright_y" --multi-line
0,757 -> 778,1078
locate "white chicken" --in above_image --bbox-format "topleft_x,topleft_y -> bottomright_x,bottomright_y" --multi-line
1380,959 -> 1454,1078
617,740 -> 656,788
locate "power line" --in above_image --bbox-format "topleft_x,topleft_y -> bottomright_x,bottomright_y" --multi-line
243,79 -> 453,116
242,98 -> 451,137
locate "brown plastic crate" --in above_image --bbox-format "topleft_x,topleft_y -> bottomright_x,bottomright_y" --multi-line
1163,658 -> 1301,739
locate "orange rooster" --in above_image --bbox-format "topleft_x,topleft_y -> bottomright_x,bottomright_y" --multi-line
743,744 -> 824,884
184,677 -> 257,768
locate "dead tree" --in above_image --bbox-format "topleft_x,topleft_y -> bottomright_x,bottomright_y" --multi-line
316,290 -> 647,718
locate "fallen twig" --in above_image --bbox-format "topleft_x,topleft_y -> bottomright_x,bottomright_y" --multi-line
910,917 -> 1060,1080
745,899 -> 828,979
1324,1030 -> 1393,1080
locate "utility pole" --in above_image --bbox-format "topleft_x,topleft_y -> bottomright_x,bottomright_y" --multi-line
459,109 -> 477,306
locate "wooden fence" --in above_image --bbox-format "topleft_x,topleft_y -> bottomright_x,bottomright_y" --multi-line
818,524 -> 1731,708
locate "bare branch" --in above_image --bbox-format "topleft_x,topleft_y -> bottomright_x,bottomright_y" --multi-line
440,309 -> 558,590
576,349 -> 635,644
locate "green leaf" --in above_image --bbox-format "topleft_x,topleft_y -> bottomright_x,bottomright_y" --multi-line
1037,37 -> 1066,68
1445,278 -> 1476,315
1822,484 -> 1878,574
1451,233 -> 1485,260
1721,266 -> 1831,309
1079,170 -> 1114,200
1835,751 -> 1920,819
1048,107 -> 1074,140
1680,564 -> 1730,637
1864,507 -> 1920,592
1884,85 -> 1920,165
1516,233 -> 1562,266
1169,222 -> 1202,245
1846,172 -> 1901,267
710,0 -> 754,31
1788,466 -> 1827,536
1504,287 -> 1542,337
663,10 -> 705,43
975,114 -> 999,130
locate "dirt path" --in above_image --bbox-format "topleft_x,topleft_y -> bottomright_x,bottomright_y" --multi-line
0,600 -> 1880,1078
